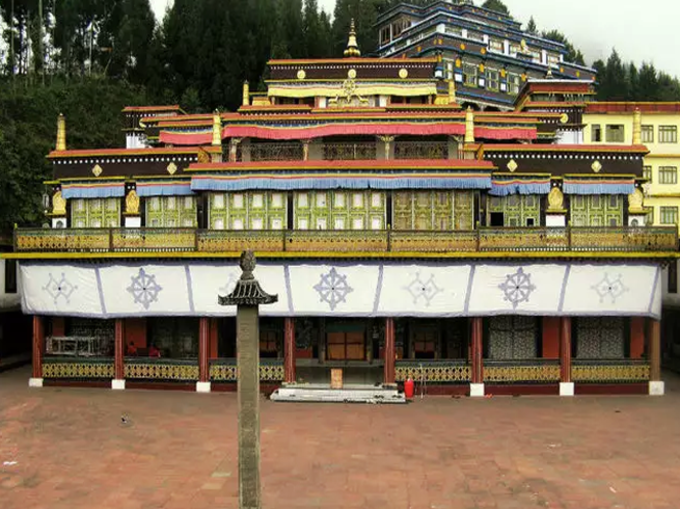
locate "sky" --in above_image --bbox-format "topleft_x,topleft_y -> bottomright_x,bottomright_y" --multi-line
149,0 -> 680,77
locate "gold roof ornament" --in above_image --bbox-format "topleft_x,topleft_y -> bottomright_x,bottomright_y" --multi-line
52,191 -> 66,216
344,19 -> 361,58
448,79 -> 456,103
633,108 -> 642,145
242,81 -> 250,107
92,164 -> 103,177
628,188 -> 645,214
547,186 -> 565,212
56,113 -> 66,151
464,107 -> 475,144
212,110 -> 222,147
125,189 -> 140,216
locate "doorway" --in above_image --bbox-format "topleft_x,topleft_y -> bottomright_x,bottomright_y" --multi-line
326,321 -> 366,360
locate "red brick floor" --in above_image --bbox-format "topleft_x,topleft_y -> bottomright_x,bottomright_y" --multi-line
2,368 -> 680,509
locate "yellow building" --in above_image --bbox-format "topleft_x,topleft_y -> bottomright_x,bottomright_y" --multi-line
584,103 -> 680,230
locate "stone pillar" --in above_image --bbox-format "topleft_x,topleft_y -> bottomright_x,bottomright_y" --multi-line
649,318 -> 664,395
284,318 -> 296,384
29,316 -> 44,387
197,317 -> 211,393
112,319 -> 125,390
219,251 -> 277,509
559,317 -> 574,396
384,318 -> 396,385
470,317 -> 484,397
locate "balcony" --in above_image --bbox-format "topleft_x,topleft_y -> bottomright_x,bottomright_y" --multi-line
13,227 -> 678,255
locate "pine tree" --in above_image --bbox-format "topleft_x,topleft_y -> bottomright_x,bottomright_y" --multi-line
526,16 -> 538,35
481,0 -> 511,17
603,50 -> 627,101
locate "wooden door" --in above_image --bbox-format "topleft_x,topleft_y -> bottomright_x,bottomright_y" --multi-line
327,331 -> 365,360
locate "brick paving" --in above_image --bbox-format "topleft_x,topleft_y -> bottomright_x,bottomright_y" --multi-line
1,368 -> 680,509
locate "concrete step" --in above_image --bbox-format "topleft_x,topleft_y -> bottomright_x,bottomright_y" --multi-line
270,384 -> 406,404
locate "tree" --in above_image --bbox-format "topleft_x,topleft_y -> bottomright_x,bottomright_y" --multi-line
481,0 -> 511,17
526,16 -> 538,35
542,29 -> 583,66
603,50 -> 628,101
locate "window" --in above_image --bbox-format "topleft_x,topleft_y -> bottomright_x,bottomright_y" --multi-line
605,124 -> 625,143
70,198 -> 121,228
487,69 -> 499,91
591,124 -> 602,142
659,126 -> 678,144
643,165 -> 652,182
463,63 -> 477,86
669,261 -> 678,294
575,317 -> 624,359
489,316 -> 537,360
4,260 -> 17,294
380,27 -> 391,45
507,73 -> 520,95
659,166 -> 678,185
145,196 -> 196,228
641,125 -> 654,143
660,206 -> 678,225
259,330 -> 279,358
487,194 -> 540,227
570,195 -> 623,227
645,207 -> 654,225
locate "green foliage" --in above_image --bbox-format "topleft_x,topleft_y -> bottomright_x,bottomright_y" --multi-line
526,16 -> 537,35
0,78 -> 147,229
481,0 -> 510,17
594,51 -> 680,101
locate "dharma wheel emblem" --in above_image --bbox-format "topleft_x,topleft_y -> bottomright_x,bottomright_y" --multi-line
499,268 -> 536,310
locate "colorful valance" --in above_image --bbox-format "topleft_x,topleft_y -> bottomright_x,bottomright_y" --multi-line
267,83 -> 438,99
191,173 -> 492,192
61,182 -> 125,200
489,178 -> 551,196
563,178 -> 635,195
159,124 -> 537,145
136,180 -> 194,197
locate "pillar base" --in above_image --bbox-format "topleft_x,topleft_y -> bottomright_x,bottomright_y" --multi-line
649,381 -> 665,396
111,379 -> 126,391
559,382 -> 575,397
196,381 -> 211,393
470,383 -> 485,398
28,378 -> 43,388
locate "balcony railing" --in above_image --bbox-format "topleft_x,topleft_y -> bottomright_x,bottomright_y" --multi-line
394,141 -> 448,160
241,143 -> 304,162
323,143 -> 377,161
13,226 -> 678,254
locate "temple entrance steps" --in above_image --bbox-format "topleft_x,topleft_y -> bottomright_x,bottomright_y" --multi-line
270,383 -> 406,404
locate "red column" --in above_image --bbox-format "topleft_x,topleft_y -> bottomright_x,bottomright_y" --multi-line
471,318 -> 483,384
560,317 -> 572,383
32,316 -> 44,380
199,317 -> 210,383
649,319 -> 661,382
384,318 -> 396,384
114,319 -> 125,380
284,318 -> 296,383
629,317 -> 646,359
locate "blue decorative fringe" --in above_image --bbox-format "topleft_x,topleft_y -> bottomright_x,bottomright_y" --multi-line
136,184 -> 194,197
563,183 -> 635,195
191,177 -> 492,192
488,182 -> 551,196
62,185 -> 125,200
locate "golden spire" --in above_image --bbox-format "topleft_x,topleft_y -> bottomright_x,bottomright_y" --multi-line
56,113 -> 66,151
242,81 -> 250,107
465,107 -> 475,144
344,19 -> 361,58
633,108 -> 642,145
448,79 -> 456,104
212,110 -> 222,147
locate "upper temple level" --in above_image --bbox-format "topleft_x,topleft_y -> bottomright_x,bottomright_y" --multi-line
9,40 -> 677,259
375,1 -> 596,111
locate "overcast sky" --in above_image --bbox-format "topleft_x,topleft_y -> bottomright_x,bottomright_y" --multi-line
150,0 -> 680,77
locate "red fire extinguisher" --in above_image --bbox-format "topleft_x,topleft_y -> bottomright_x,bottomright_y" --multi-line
404,378 -> 415,399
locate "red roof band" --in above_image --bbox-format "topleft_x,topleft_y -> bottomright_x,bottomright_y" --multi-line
160,124 -> 538,145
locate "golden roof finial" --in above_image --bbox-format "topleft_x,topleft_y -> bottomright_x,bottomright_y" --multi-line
465,107 -> 475,144
212,109 -> 222,147
344,19 -> 361,58
242,81 -> 250,107
56,113 -> 66,151
633,108 -> 642,145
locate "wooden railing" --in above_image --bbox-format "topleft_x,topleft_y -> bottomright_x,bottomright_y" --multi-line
14,226 -> 679,254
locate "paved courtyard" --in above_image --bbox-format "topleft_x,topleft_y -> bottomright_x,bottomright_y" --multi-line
1,368 -> 680,509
